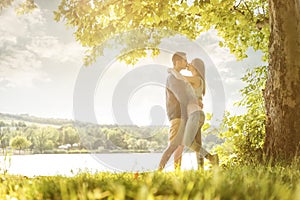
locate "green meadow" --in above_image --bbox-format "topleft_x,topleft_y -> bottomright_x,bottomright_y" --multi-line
1,165 -> 300,200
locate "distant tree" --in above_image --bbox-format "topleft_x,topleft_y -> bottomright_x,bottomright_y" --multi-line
45,140 -> 54,151
34,129 -> 48,153
101,128 -> 110,139
80,135 -> 93,150
11,121 -> 16,127
0,128 -> 5,149
34,127 -> 58,153
148,141 -> 159,150
152,128 -> 168,147
61,127 -> 80,146
0,121 -> 6,127
107,129 -> 127,149
17,121 -> 26,127
137,139 -> 148,150
24,127 -> 37,151
10,136 -> 31,154
126,138 -> 138,150
0,127 -> 10,149
92,139 -> 105,150
47,127 -> 60,146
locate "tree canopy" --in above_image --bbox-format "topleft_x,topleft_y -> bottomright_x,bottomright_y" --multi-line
52,0 -> 269,65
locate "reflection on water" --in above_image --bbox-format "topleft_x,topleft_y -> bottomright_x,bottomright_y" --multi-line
0,153 -> 198,176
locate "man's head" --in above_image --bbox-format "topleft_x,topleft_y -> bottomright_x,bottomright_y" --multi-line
172,52 -> 187,71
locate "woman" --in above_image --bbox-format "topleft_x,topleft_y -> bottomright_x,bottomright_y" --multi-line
183,58 -> 218,168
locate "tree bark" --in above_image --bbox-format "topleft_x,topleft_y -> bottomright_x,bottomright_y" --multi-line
264,0 -> 300,162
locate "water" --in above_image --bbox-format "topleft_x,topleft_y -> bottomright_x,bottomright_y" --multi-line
0,153 -> 198,176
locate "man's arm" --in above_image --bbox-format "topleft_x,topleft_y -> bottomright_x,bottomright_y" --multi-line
167,75 -> 189,106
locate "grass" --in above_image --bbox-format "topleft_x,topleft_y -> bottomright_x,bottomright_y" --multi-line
1,165 -> 300,200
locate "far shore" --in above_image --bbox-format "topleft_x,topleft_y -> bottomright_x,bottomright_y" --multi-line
0,148 -> 165,156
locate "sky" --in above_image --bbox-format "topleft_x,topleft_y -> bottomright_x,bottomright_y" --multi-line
0,0 -> 266,127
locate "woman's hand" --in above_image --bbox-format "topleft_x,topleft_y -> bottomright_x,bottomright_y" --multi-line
186,63 -> 193,71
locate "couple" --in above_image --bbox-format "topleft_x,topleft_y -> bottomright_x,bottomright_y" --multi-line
158,52 -> 218,171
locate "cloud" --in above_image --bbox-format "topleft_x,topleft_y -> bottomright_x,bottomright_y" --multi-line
0,78 -> 10,89
0,4 -> 45,35
0,31 -> 17,47
0,4 -> 84,89
0,6 -> 47,88
25,35 -> 84,63
196,30 -> 236,73
0,47 -> 50,88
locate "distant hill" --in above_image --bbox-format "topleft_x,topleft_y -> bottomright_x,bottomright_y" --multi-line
0,112 -> 74,127
0,112 -> 168,129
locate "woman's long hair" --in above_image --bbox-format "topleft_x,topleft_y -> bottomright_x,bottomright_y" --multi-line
191,58 -> 206,96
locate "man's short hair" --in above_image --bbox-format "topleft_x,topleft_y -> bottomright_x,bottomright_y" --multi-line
172,52 -> 186,66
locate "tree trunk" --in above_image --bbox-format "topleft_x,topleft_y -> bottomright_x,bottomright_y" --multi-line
264,0 -> 300,162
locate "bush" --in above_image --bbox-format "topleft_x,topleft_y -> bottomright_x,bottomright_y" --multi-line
53,149 -> 67,154
68,149 -> 90,154
216,66 -> 267,166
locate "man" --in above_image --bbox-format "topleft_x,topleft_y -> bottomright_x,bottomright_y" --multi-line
158,52 -> 191,170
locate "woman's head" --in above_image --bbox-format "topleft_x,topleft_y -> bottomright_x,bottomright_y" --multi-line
191,58 -> 206,95
191,58 -> 205,80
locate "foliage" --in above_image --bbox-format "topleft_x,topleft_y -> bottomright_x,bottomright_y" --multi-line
52,0 -> 269,65
0,0 -> 37,14
1,165 -> 300,199
0,119 -> 167,153
0,110 -> 217,154
0,127 -> 9,148
33,127 -> 60,153
0,0 -> 270,64
10,136 -> 31,154
0,0 -> 14,12
61,126 -> 80,146
15,0 -> 37,15
216,66 -> 267,166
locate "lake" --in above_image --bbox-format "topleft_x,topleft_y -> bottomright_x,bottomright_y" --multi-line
0,152 -> 199,176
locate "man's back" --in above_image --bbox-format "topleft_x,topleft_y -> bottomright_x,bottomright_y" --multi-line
166,70 -> 196,121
